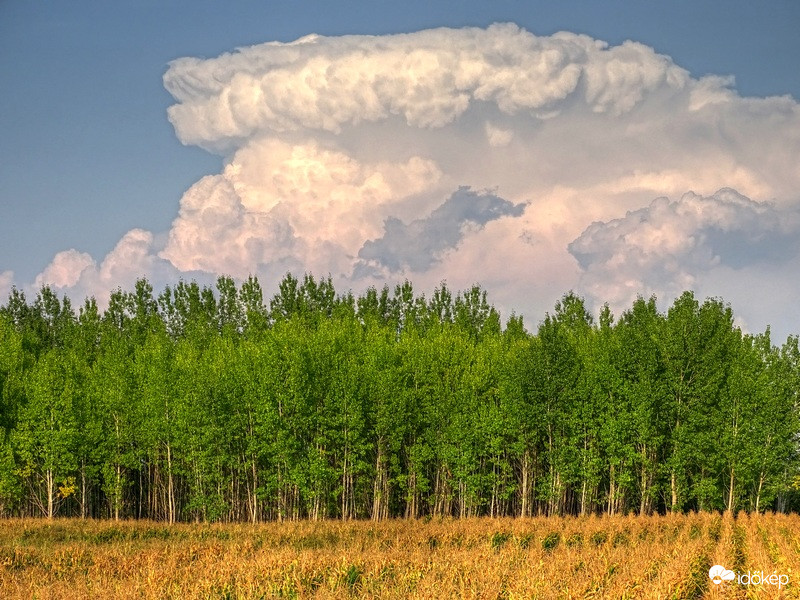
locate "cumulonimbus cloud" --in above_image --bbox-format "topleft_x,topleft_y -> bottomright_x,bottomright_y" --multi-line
356,186 -> 527,275
26,24 -> 800,337
158,137 -> 443,279
163,23 -> 690,148
569,189 -> 800,325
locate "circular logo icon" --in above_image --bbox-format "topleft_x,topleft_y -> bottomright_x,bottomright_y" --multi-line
709,565 -> 736,585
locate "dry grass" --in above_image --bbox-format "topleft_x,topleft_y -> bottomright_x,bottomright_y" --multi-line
1,512 -> 799,599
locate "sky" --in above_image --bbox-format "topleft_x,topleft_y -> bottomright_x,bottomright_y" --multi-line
1,1 -> 799,339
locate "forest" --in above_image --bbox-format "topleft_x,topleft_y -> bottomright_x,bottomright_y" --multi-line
0,273 -> 798,522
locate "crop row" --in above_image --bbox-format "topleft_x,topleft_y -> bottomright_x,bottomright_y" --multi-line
2,513 -> 800,598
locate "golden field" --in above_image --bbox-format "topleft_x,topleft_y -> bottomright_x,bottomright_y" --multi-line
1,512 -> 799,599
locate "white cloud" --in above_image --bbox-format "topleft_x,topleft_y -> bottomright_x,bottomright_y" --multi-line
163,23 -> 689,149
29,24 -> 800,338
568,189 -> 800,330
159,138 -> 442,278
34,230 -> 179,308
688,75 -> 736,111
34,250 -> 95,289
0,271 -> 14,303
485,122 -> 513,147
96,229 -> 159,285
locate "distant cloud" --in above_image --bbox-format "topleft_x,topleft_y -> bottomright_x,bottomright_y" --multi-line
569,188 -> 800,315
34,250 -> 95,290
0,271 -> 13,303
35,230 -> 179,307
28,24 -> 800,337
356,187 -> 526,274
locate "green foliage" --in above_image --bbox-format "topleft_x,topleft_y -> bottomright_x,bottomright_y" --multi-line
541,531 -> 560,551
0,275 -> 798,521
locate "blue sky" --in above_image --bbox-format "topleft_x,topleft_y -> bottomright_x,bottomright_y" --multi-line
1,1 -> 799,336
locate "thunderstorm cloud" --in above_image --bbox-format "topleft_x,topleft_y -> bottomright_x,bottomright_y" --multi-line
27,23 -> 800,337
568,189 -> 800,313
357,187 -> 526,274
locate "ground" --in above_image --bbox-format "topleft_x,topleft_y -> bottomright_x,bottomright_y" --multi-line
1,512 -> 797,598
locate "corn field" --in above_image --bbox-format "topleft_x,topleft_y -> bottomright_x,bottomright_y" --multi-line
2,512 -> 800,598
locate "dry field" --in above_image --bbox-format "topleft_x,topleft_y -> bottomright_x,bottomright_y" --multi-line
1,512 -> 800,599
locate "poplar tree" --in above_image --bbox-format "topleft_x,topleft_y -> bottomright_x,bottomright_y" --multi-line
1,276 -> 799,520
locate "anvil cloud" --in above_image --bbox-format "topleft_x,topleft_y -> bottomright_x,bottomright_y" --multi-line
32,23 -> 800,337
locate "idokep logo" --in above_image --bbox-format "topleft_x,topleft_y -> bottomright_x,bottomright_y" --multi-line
708,565 -> 735,585
709,564 -> 789,589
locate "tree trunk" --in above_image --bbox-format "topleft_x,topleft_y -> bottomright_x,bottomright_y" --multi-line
341,445 -> 349,520
251,455 -> 259,523
550,471 -> 562,516
81,461 -> 87,519
520,449 -> 531,518
46,468 -> 55,519
490,460 -> 499,518
580,479 -> 587,517
114,463 -> 121,521
166,442 -> 175,524
137,459 -> 143,520
638,444 -> 652,515
372,443 -> 389,521
726,468 -> 735,514
277,463 -> 284,522
405,469 -> 418,519
670,471 -> 677,512
755,471 -> 765,513
608,463 -> 616,517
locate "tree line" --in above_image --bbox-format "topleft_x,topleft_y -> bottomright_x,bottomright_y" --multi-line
0,273 -> 798,522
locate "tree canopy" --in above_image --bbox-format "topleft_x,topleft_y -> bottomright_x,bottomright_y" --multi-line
0,274 -> 797,521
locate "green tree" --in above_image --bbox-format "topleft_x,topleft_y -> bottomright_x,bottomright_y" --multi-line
533,293 -> 591,515
0,315 -> 25,514
15,349 -> 81,518
615,296 -> 668,514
